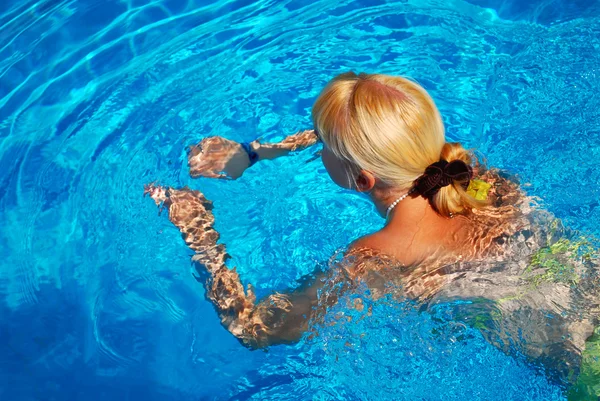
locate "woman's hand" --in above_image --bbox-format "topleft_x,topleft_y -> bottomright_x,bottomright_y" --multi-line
188,136 -> 251,179
187,130 -> 318,179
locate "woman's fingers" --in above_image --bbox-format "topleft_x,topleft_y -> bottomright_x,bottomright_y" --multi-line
143,184 -> 169,206
188,137 -> 250,179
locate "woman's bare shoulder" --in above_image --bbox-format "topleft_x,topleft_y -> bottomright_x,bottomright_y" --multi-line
349,231 -> 420,267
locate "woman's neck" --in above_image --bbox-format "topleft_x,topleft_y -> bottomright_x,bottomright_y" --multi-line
369,185 -> 448,227
365,186 -> 465,266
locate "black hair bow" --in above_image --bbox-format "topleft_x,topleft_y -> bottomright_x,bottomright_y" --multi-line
413,160 -> 473,197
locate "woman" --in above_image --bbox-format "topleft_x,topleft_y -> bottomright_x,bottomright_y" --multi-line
145,72 -> 599,389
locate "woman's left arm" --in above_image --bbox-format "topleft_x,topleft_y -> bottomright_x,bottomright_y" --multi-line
144,184 -> 340,348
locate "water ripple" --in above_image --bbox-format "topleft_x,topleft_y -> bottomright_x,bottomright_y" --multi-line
1,0 -> 599,399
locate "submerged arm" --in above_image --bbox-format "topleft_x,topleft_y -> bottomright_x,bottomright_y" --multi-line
250,129 -> 320,161
144,184 -> 335,348
187,130 -> 319,180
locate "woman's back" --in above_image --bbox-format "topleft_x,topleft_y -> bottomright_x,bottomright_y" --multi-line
353,167 -> 527,283
349,167 -> 599,382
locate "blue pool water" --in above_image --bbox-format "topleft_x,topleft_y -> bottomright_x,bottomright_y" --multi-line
1,0 -> 599,399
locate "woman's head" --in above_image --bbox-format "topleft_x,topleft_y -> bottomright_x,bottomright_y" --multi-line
313,72 -> 482,216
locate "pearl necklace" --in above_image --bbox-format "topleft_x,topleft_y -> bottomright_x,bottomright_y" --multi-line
385,190 -> 413,220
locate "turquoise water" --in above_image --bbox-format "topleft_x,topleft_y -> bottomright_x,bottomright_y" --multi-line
1,0 -> 599,399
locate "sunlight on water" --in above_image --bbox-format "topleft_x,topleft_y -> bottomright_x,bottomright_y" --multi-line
0,0 -> 599,399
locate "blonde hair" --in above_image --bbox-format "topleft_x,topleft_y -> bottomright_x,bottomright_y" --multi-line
312,72 -> 486,216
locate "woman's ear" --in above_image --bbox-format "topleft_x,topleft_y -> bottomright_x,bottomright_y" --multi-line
356,170 -> 376,192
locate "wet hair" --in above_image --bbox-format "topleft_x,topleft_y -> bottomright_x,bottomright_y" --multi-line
312,72 -> 486,216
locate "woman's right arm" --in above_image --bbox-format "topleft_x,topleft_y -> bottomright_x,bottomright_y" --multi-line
187,130 -> 319,180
